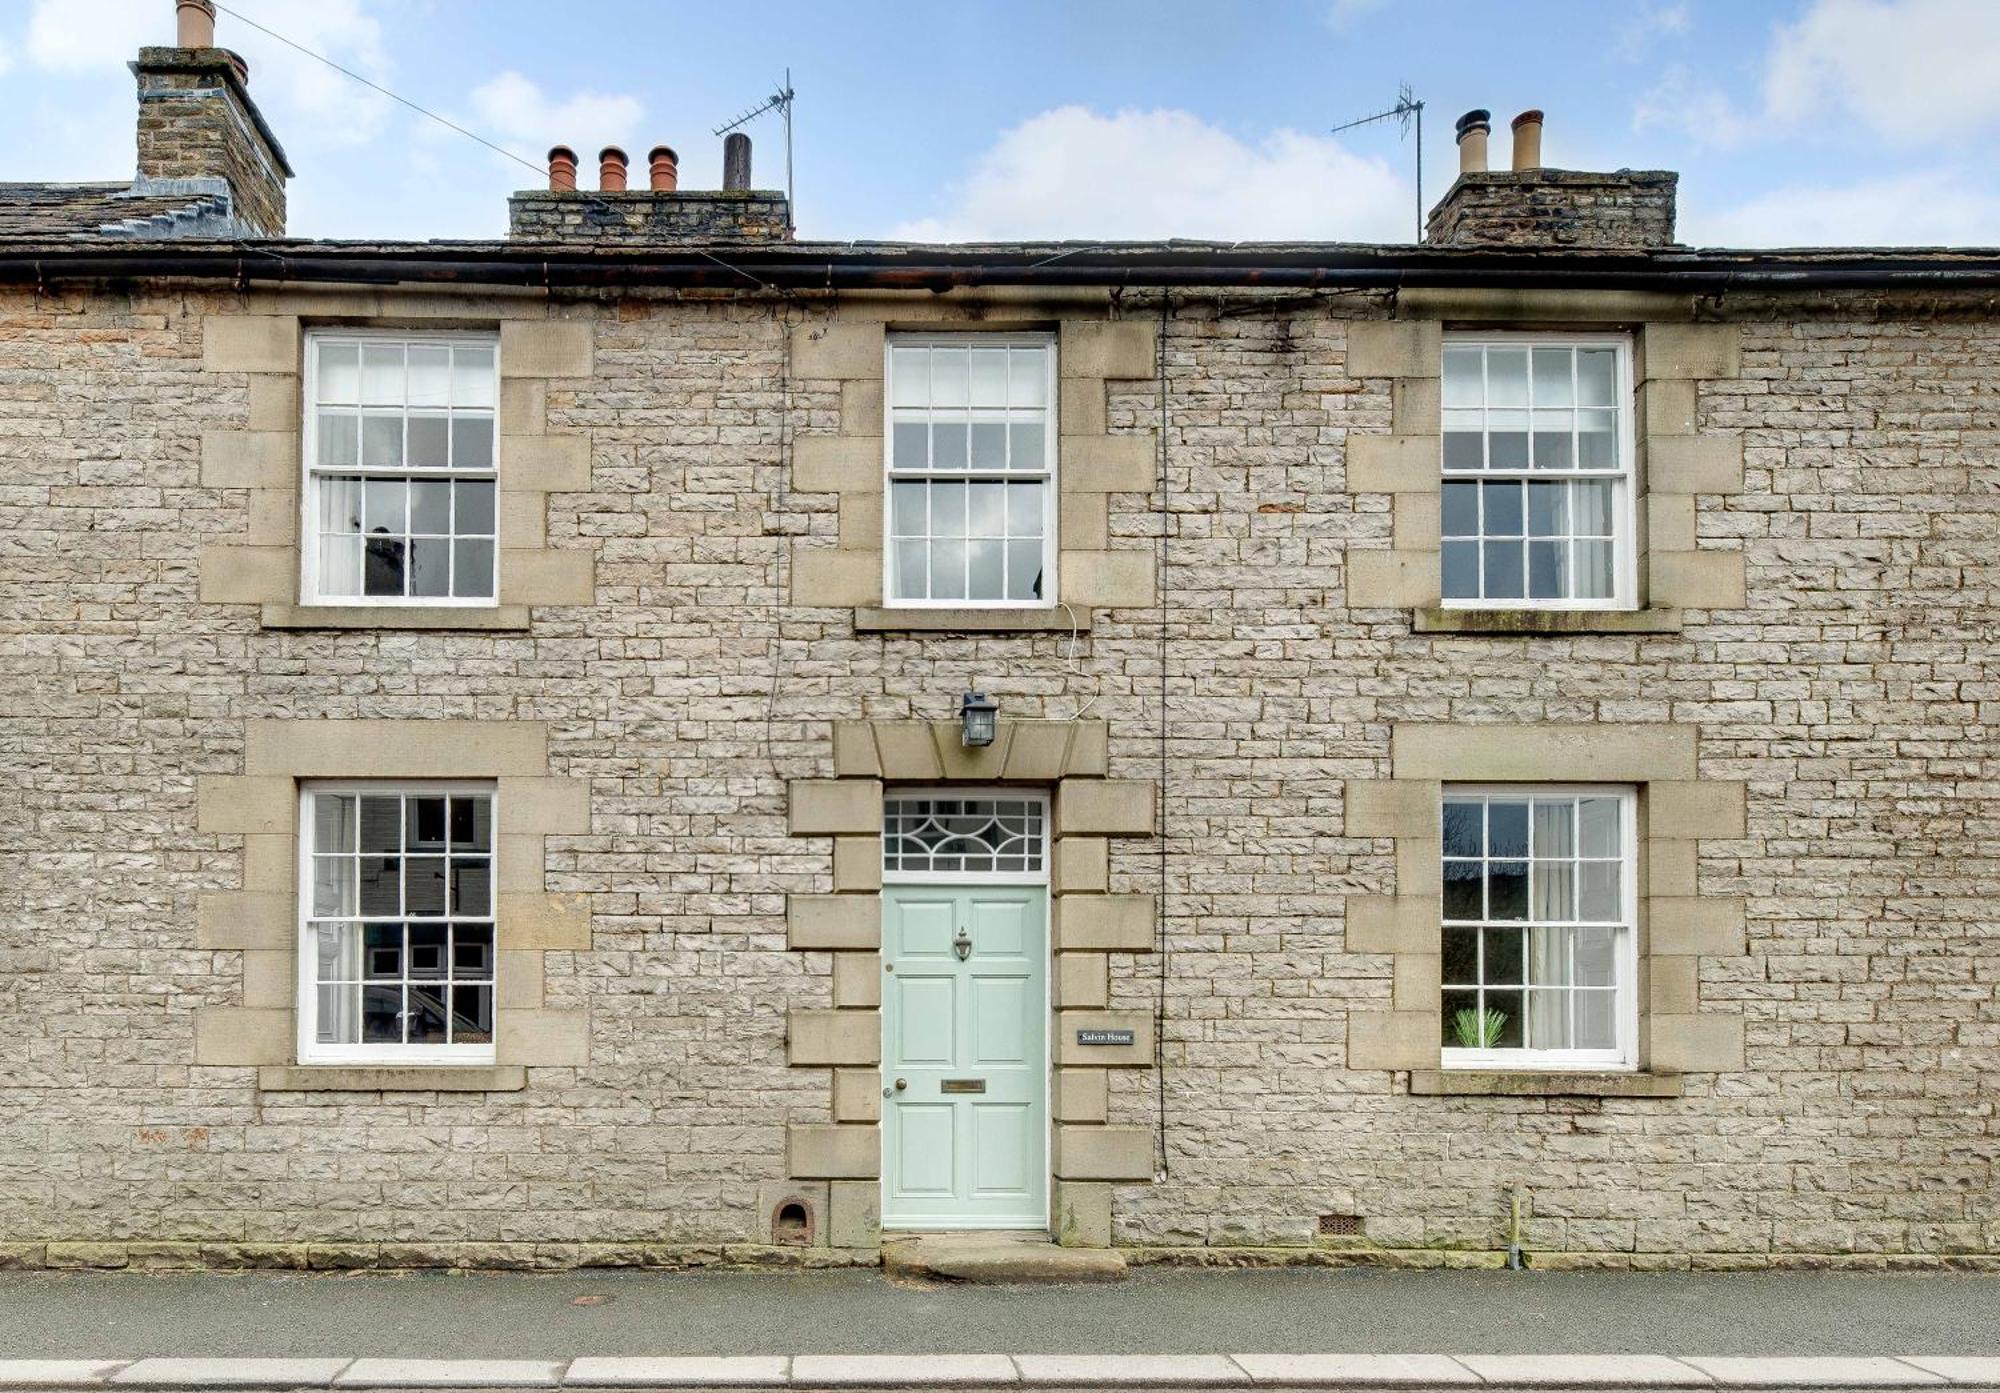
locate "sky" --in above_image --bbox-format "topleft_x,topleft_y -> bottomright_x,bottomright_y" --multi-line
2,0 -> 1998,247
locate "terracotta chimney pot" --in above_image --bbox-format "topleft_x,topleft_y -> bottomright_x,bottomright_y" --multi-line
1511,109 -> 1545,171
648,145 -> 679,192
598,146 -> 628,192
1455,109 -> 1491,175
176,0 -> 216,48
546,145 -> 578,192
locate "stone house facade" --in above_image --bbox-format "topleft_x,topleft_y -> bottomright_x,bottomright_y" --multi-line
0,14 -> 1994,1271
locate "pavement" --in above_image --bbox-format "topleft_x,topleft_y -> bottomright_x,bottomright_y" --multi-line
3,1353 -> 2000,1391
1,1269 -> 1997,1389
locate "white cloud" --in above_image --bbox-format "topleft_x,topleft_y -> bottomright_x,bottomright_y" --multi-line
1688,170 -> 2000,247
1323,0 -> 1387,32
467,72 -> 645,167
1616,1 -> 1691,61
890,106 -> 1413,244
26,0 -> 393,141
1633,65 -> 1756,149
1765,0 -> 2000,144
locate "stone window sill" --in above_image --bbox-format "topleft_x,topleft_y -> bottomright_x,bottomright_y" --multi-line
258,1066 -> 526,1093
1414,607 -> 1683,635
855,606 -> 1091,635
260,604 -> 533,632
1409,1069 -> 1683,1098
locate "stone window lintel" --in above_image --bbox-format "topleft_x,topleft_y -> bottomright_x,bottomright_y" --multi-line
1345,722 -> 1749,1079
193,719 -> 591,1081
1345,300 -> 1745,619
196,307 -> 595,623
788,310 -> 1158,619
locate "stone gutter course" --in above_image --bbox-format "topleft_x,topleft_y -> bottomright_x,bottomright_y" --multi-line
3,1354 -> 1995,1390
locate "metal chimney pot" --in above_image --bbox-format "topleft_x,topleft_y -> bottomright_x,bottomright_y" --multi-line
1455,109 -> 1491,175
723,132 -> 752,192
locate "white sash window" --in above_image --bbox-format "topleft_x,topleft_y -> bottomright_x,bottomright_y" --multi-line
885,335 -> 1057,607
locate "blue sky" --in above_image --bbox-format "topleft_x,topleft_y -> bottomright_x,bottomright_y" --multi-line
4,0 -> 1998,246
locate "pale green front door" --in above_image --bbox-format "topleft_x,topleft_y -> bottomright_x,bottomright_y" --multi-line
881,884 -> 1048,1230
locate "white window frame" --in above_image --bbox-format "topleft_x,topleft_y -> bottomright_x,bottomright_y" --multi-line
882,333 -> 1059,610
1439,333 -> 1637,611
295,779 -> 499,1066
300,328 -> 502,609
1439,783 -> 1638,1072
880,787 -> 1051,887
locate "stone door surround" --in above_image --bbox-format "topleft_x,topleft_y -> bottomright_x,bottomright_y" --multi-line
196,293 -> 596,629
194,718 -> 593,1091
782,718 -> 1157,1250
1344,722 -> 1750,1090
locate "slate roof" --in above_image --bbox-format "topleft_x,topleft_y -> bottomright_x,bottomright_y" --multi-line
0,181 -> 242,240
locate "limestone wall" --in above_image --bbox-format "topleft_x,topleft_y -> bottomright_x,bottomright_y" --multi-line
0,281 -> 1992,1267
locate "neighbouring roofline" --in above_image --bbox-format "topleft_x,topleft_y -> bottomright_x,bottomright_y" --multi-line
4,237 -> 2000,292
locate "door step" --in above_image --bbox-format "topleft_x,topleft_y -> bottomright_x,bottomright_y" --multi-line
882,1231 -> 1127,1285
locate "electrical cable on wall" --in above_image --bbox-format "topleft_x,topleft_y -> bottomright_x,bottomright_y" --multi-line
1153,293 -> 1172,1183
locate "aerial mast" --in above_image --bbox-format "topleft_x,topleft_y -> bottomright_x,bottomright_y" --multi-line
715,70 -> 797,229
1332,83 -> 1426,241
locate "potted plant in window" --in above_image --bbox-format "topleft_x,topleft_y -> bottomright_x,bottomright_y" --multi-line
1452,1005 -> 1508,1050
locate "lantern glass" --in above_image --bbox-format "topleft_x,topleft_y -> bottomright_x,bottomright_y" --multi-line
959,691 -> 998,748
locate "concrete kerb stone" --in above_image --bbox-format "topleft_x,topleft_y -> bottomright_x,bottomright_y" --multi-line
335,1361 -> 562,1389
0,1366 -> 129,1390
791,1354 -> 1019,1387
1230,1354 -> 1479,1388
1456,1355 -> 1710,1387
1900,1361 -> 2000,1387
565,1356 -> 790,1388
1683,1358 -> 1945,1388
1013,1355 -> 1247,1387
109,1360 -> 352,1388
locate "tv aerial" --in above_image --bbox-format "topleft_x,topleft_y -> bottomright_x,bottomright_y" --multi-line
716,70 -> 796,227
1332,82 -> 1425,241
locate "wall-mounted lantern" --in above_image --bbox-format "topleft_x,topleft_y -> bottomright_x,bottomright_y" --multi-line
959,690 -> 998,748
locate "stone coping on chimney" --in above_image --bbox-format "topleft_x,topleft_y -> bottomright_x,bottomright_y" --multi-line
133,46 -> 295,177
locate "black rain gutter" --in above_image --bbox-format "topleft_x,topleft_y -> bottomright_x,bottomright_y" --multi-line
7,244 -> 2000,292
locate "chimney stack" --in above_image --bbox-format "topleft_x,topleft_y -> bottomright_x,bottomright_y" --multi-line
1455,109 -> 1490,174
1510,109 -> 1544,170
133,0 -> 292,235
1427,103 -> 1676,250
648,145 -> 679,192
509,129 -> 790,243
722,132 -> 752,192
547,145 -> 577,192
175,0 -> 215,48
598,146 -> 628,192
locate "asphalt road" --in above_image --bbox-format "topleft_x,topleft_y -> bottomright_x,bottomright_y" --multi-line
0,1268 -> 1996,1358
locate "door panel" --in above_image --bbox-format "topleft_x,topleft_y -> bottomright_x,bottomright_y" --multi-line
882,884 -> 1047,1230
895,1106 -> 957,1196
892,975 -> 957,1066
971,1103 -> 1033,1195
970,976 -> 1030,1065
